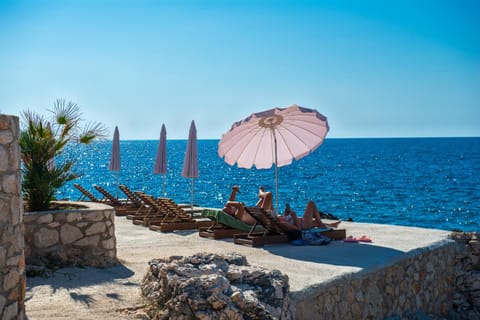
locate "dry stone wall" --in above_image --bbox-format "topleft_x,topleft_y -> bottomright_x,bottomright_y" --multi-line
0,115 -> 26,320
24,201 -> 117,268
293,236 -> 480,320
451,232 -> 480,319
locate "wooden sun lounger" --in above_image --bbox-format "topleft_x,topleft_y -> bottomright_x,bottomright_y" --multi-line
132,192 -> 172,226
118,186 -> 153,220
150,220 -> 213,233
198,209 -> 264,239
148,200 -> 214,232
233,207 -> 289,247
234,207 -> 347,247
74,183 -> 102,202
94,185 -> 140,216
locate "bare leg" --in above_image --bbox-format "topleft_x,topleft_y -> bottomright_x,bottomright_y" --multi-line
226,201 -> 256,225
229,186 -> 240,201
261,192 -> 273,211
304,200 -> 341,229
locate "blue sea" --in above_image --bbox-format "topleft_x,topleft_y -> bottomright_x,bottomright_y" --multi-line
56,138 -> 480,232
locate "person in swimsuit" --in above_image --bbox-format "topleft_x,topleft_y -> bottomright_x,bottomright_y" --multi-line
278,201 -> 341,231
222,186 -> 273,225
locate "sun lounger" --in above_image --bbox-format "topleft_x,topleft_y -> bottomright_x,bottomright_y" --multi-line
148,199 -> 213,232
132,192 -> 172,226
118,186 -> 152,220
233,207 -> 290,247
199,209 -> 264,239
234,207 -> 346,247
74,183 -> 103,202
119,185 -> 143,207
94,185 -> 124,206
93,185 -> 140,216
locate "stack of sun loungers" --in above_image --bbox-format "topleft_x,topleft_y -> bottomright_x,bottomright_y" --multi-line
147,194 -> 213,232
73,183 -> 140,216
115,185 -> 212,232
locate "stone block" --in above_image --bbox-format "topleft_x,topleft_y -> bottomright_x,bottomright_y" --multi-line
0,146 -> 8,171
84,211 -> 104,222
48,222 -> 61,228
85,222 -> 106,236
66,212 -> 83,222
0,294 -> 6,314
1,174 -> 17,194
101,238 -> 115,250
3,270 -> 20,291
60,224 -> 83,244
75,235 -> 100,247
0,246 -> 6,266
3,301 -> 18,320
36,214 -> 53,224
34,228 -> 59,248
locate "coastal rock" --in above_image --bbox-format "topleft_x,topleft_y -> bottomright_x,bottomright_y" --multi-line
141,252 -> 292,319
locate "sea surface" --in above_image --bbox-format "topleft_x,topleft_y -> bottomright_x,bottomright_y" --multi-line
56,137 -> 480,232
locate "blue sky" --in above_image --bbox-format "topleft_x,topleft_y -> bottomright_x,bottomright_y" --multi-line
1,0 -> 479,139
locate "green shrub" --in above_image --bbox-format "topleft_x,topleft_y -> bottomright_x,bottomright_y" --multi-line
20,99 -> 106,211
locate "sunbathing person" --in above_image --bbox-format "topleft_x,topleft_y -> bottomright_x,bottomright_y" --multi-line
222,186 -> 273,225
278,201 -> 341,231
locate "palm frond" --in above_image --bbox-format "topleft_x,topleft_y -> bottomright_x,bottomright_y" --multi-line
78,121 -> 108,144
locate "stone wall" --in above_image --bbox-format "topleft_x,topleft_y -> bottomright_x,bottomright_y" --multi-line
0,115 -> 26,320
451,232 -> 480,319
294,240 -> 460,319
24,201 -> 117,268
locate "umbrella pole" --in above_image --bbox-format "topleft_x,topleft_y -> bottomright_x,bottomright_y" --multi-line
190,178 -> 195,209
162,174 -> 166,197
273,130 -> 279,216
116,172 -> 119,199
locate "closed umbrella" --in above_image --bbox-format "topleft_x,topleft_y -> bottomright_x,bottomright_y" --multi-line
181,120 -> 198,207
153,124 -> 167,196
218,104 -> 329,214
109,126 -> 120,197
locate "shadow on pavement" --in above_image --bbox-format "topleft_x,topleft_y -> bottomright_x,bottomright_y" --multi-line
265,241 -> 405,269
26,262 -> 135,293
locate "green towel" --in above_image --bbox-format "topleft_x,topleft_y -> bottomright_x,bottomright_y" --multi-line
201,209 -> 264,232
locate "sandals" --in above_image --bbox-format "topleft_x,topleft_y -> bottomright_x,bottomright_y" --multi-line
358,235 -> 372,243
343,236 -> 359,243
344,235 -> 373,243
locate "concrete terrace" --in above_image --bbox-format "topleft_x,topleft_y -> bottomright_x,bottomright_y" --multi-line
25,214 -> 453,319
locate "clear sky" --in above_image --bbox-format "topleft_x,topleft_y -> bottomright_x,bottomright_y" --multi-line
1,0 -> 479,140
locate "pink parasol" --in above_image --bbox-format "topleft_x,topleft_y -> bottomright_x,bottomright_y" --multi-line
182,120 -> 198,207
153,124 -> 167,196
218,104 -> 329,213
109,126 -> 121,197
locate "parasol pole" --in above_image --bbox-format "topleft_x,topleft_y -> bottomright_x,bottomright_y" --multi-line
162,175 -> 166,197
273,130 -> 279,216
190,177 -> 195,209
115,172 -> 119,199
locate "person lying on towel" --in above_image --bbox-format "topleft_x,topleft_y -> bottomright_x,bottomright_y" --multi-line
278,201 -> 341,231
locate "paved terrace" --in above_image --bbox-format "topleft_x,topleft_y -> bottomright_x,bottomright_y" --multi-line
25,212 -> 453,319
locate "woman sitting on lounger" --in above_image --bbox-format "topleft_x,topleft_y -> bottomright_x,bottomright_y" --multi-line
222,186 -> 273,225
278,201 -> 341,231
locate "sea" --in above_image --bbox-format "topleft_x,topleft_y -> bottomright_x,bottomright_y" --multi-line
56,137 -> 480,232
